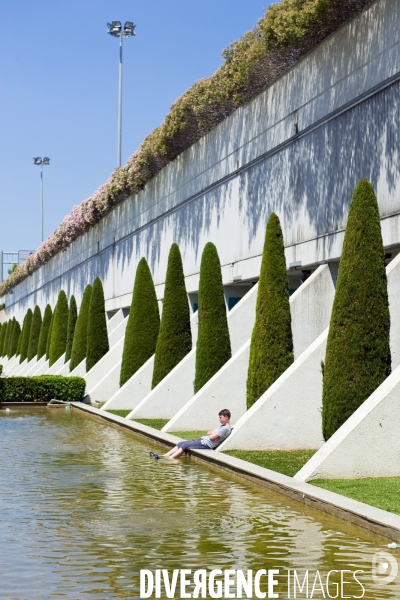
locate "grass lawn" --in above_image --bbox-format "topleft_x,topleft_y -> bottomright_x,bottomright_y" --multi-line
310,477 -> 400,515
105,409 -> 130,418
222,449 -> 317,477
172,431 -> 205,440
133,418 -> 169,430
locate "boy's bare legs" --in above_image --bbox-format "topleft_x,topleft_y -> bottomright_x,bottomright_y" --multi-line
163,446 -> 184,459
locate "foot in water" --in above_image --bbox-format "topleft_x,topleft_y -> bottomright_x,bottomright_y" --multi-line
149,451 -> 160,460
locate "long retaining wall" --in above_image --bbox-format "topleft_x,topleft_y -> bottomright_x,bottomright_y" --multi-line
2,0 -> 400,323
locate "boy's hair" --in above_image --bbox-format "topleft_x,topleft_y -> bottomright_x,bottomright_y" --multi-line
219,409 -> 231,419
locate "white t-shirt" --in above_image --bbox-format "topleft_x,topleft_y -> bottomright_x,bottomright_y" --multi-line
201,424 -> 231,449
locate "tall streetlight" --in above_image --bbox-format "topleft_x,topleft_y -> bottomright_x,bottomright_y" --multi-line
107,21 -> 136,168
33,157 -> 50,243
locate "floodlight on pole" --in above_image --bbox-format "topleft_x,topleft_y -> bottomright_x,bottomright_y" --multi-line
33,157 -> 50,243
107,20 -> 136,168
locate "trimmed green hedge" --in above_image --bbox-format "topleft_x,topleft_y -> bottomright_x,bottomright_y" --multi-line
70,284 -> 92,371
194,242 -> 231,393
20,309 -> 33,363
65,295 -> 77,363
49,291 -> 69,366
37,304 -> 52,360
86,278 -> 109,372
9,321 -> 21,357
247,213 -> 294,408
322,180 -> 391,440
45,312 -> 54,360
120,258 -> 160,386
6,318 -> 15,358
0,375 -> 86,403
27,305 -> 42,362
152,243 -> 192,388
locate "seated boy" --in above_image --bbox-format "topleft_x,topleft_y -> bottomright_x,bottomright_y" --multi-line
162,409 -> 231,459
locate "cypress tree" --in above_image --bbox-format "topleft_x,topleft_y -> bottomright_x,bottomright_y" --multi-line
6,318 -> 15,358
20,309 -> 33,363
65,295 -> 77,362
120,258 -> 160,386
152,244 -> 192,388
246,213 -> 294,408
322,179 -> 391,440
70,284 -> 92,371
46,312 -> 54,360
0,321 -> 9,356
37,304 -> 52,360
49,291 -> 69,366
27,305 -> 42,361
194,243 -> 231,393
9,321 -> 21,357
16,319 -> 23,356
86,277 -> 109,371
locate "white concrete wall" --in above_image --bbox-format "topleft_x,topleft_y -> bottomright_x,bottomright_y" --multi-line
164,265 -> 334,433
85,338 -> 124,402
219,331 -> 327,451
102,306 -> 199,411
295,363 -> 400,480
387,253 -> 400,369
4,0 -> 400,322
127,285 -> 258,419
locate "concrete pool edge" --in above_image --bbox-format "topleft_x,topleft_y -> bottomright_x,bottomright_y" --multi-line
71,402 -> 400,543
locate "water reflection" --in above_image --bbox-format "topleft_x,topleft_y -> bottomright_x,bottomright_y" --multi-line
0,408 -> 399,599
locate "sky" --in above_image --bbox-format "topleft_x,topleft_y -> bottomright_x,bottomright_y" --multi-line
0,0 -> 271,276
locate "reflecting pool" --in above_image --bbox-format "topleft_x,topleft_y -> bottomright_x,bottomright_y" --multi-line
0,408 -> 399,599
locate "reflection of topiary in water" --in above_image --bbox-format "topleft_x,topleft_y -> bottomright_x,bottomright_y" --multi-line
194,243 -> 231,393
86,278 -> 109,372
20,310 -> 33,363
28,305 -> 42,362
152,244 -> 192,389
247,213 -> 293,409
120,258 -> 160,387
49,291 -> 69,366
65,295 -> 77,363
322,180 -> 391,441
9,320 -> 21,358
37,304 -> 52,360
70,284 -> 92,372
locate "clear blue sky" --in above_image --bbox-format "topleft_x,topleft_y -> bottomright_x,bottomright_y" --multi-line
0,0 -> 271,267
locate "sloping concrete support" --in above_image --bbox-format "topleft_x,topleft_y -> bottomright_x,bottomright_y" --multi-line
218,330 -> 327,451
164,265 -> 334,433
294,363 -> 400,481
85,338 -> 124,402
101,311 -> 199,411
18,358 -> 38,376
56,359 -> 71,376
45,353 -> 66,375
31,358 -> 50,376
107,309 -> 124,335
8,359 -> 28,376
25,355 -> 46,375
2,356 -> 19,374
69,358 -> 86,377
127,285 -> 258,420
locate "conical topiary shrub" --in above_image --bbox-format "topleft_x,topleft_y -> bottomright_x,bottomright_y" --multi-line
152,244 -> 192,388
9,320 -> 21,357
6,318 -> 15,358
246,213 -> 294,409
1,320 -> 10,356
20,309 -> 33,363
49,291 -> 69,366
46,312 -> 54,360
65,295 -> 77,363
86,277 -> 109,372
322,179 -> 391,440
16,320 -> 23,356
37,304 -> 52,360
27,305 -> 42,362
70,284 -> 92,372
120,258 -> 160,387
194,243 -> 231,393
0,322 -> 6,356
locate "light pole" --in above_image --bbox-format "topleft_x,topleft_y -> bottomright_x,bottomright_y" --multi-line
107,21 -> 136,168
33,157 -> 50,243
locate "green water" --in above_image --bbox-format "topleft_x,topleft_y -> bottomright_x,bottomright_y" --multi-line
1,407 -> 399,599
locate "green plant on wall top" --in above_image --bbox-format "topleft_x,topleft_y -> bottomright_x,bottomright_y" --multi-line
70,284 -> 92,372
19,309 -> 33,363
27,305 -> 42,362
86,278 -> 109,372
152,244 -> 192,389
9,320 -> 21,357
65,295 -> 77,363
247,213 -> 294,409
120,258 -> 160,387
37,304 -> 52,360
322,180 -> 391,440
194,243 -> 231,394
49,291 -> 69,366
